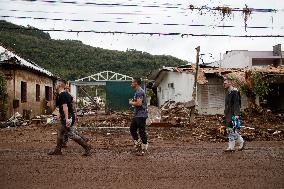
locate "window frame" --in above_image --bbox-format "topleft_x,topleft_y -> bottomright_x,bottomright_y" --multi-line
21,81 -> 27,103
45,86 -> 52,101
36,84 -> 40,102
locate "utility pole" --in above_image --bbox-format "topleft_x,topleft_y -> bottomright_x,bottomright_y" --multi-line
193,46 -> 200,100
190,46 -> 200,123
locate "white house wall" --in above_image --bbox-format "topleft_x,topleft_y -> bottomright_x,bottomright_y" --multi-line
197,77 -> 249,115
196,77 -> 225,115
157,72 -> 195,106
214,51 -> 251,68
212,50 -> 284,68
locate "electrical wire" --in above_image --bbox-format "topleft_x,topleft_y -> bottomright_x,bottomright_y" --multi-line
1,26 -> 283,38
5,0 -> 282,13
1,1 -> 282,37
0,8 -> 78,15
0,14 -> 278,30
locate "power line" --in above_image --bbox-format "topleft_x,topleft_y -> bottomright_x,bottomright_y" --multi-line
6,0 -> 282,13
0,8 -> 78,15
0,4 -> 281,32
1,26 -> 283,38
0,14 -> 278,30
0,5 -> 281,18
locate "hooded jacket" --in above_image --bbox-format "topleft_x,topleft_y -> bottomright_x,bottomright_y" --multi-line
224,88 -> 241,124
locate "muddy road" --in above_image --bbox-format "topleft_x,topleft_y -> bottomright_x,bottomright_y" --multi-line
0,125 -> 283,189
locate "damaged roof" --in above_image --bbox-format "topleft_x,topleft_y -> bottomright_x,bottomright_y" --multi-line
148,64 -> 193,80
150,62 -> 284,88
149,64 -> 245,86
0,45 -> 54,77
254,65 -> 284,74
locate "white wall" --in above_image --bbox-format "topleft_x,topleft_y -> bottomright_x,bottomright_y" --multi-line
212,51 -> 251,68
157,71 -> 195,106
212,50 -> 284,68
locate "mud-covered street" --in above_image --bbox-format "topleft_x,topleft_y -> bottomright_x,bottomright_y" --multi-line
0,125 -> 283,189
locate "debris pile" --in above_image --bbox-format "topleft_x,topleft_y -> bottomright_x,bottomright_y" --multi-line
190,115 -> 226,142
32,114 -> 55,126
191,113 -> 284,142
240,108 -> 284,141
146,106 -> 161,125
160,101 -> 194,126
77,104 -> 102,117
78,111 -> 132,128
77,97 -> 105,116
0,112 -> 30,128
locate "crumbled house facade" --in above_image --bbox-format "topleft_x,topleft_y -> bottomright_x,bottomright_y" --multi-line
150,45 -> 284,114
212,48 -> 284,112
0,46 -> 56,120
150,65 -> 248,115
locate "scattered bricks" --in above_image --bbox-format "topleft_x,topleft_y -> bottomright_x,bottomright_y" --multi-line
78,111 -> 133,128
160,101 -> 193,126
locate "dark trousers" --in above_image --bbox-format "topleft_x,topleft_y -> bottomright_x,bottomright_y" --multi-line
130,117 -> 148,144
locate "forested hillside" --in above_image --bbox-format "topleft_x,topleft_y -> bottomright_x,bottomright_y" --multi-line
0,21 -> 187,79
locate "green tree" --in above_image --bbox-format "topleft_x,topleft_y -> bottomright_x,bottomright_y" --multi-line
0,21 -> 188,80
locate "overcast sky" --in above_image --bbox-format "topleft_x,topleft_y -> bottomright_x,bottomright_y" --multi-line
0,0 -> 284,63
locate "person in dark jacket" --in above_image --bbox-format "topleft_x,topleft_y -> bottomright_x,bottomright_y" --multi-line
223,78 -> 244,152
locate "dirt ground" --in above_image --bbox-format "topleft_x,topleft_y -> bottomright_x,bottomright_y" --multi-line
0,125 -> 283,189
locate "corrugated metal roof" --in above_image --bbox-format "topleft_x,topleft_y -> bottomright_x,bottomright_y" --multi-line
0,45 -> 54,77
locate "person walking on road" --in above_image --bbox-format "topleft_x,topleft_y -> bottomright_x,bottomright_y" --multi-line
48,79 -> 92,156
61,85 -> 89,148
223,78 -> 245,152
129,78 -> 148,155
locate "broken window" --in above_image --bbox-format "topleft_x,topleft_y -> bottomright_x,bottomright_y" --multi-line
45,86 -> 52,101
21,81 -> 27,103
36,84 -> 40,102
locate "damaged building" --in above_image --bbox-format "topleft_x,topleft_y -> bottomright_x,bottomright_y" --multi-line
211,46 -> 283,69
150,44 -> 284,115
252,66 -> 284,112
211,45 -> 284,112
150,65 -> 248,115
0,45 -> 56,120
